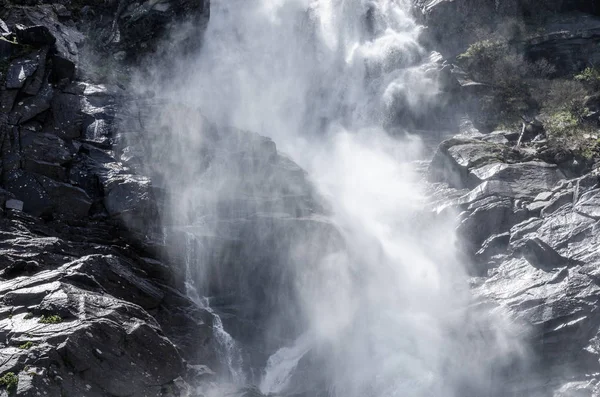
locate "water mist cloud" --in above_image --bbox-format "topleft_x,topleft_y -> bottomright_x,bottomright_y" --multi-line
123,0 -> 529,396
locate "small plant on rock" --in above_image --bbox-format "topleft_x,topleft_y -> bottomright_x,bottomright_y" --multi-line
0,372 -> 18,393
18,341 -> 34,350
575,67 -> 600,89
38,314 -> 62,324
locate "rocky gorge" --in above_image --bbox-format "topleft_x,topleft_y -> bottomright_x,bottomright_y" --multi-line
0,0 -> 599,396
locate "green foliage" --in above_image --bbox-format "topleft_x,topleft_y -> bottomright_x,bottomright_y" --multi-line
458,40 -> 506,62
0,372 -> 18,393
457,40 -> 509,82
39,314 -> 62,324
18,341 -> 34,350
575,67 -> 600,89
547,110 -> 580,134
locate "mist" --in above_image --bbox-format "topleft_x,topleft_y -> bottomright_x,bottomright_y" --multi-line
124,0 -> 528,395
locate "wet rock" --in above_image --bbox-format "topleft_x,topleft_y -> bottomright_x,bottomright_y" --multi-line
5,58 -> 38,89
50,92 -> 83,139
20,132 -> 72,165
0,211 -> 213,396
474,232 -> 510,269
457,196 -> 527,255
0,88 -> 18,113
540,190 -> 574,217
428,138 -> 501,188
8,83 -> 53,125
574,189 -> 600,220
519,237 -> 574,269
14,24 -> 56,45
4,170 -> 91,219
22,159 -> 67,182
469,161 -> 562,198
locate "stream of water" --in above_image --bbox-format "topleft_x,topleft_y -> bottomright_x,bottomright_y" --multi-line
141,1 -> 525,395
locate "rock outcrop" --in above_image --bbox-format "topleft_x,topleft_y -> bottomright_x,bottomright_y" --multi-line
0,1 -> 217,395
429,118 -> 600,395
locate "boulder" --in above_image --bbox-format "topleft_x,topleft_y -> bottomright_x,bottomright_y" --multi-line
5,198 -> 23,211
469,161 -> 563,198
428,138 -> 503,188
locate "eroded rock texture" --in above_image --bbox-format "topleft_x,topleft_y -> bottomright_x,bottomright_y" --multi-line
0,1 -> 216,395
428,118 -> 600,396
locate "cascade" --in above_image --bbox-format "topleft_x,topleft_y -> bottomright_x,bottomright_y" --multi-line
138,0 -> 526,395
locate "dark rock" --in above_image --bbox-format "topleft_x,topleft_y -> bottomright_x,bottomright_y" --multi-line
15,23 -> 56,45
8,83 -> 53,125
22,48 -> 48,96
574,172 -> 600,202
524,14 -> 600,75
5,58 -> 38,89
0,18 -> 9,35
65,254 -> 165,310
20,132 -> 72,165
4,170 -> 91,219
0,88 -> 19,113
0,187 -> 14,209
50,92 -> 83,139
519,237 -> 573,269
22,159 -> 67,181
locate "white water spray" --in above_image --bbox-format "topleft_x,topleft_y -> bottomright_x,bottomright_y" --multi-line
133,0 -> 526,395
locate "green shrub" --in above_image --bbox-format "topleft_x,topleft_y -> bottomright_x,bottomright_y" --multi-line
18,341 -> 34,350
0,372 -> 18,393
575,67 -> 600,89
39,315 -> 62,324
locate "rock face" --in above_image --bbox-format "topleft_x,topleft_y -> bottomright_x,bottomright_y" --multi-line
429,121 -> 600,394
0,212 -> 216,396
0,1 -> 217,396
414,0 -> 600,61
120,102 -> 342,372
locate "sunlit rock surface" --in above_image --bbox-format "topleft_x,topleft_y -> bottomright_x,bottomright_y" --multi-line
429,122 -> 600,395
0,1 -> 215,395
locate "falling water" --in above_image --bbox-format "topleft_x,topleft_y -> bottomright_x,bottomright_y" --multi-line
133,0 -> 526,396
183,232 -> 246,384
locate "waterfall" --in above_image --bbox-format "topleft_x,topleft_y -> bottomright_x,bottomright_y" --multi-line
259,333 -> 312,394
183,232 -> 246,385
134,0 -> 526,395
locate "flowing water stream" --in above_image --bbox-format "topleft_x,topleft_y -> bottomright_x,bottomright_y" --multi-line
136,0 -> 526,395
